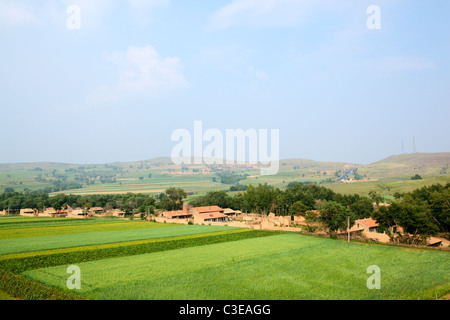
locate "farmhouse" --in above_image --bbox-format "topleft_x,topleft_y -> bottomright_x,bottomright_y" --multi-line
222,208 -> 241,218
354,218 -> 390,243
194,212 -> 228,224
355,218 -> 379,233
42,207 -> 57,217
67,207 -> 86,218
19,208 -> 38,217
190,206 -> 224,215
103,209 -> 125,218
163,209 -> 193,220
89,207 -> 104,215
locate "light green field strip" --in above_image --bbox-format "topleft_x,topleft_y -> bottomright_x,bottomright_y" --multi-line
0,217 -> 81,224
0,225 -> 240,256
0,221 -> 171,240
0,229 -> 251,261
24,233 -> 450,300
0,218 -> 128,231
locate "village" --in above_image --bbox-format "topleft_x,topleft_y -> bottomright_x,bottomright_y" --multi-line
2,203 -> 448,248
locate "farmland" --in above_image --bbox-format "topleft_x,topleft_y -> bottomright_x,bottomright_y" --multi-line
0,216 -> 448,300
1,153 -> 449,203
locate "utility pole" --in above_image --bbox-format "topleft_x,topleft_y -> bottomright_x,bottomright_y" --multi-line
347,216 -> 350,243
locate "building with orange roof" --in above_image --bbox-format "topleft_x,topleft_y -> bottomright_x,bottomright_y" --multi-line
355,218 -> 379,233
194,212 -> 228,224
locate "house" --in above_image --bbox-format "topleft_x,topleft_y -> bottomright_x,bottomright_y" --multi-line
89,207 -> 104,215
104,209 -> 125,218
336,225 -> 364,235
354,218 -> 391,243
42,207 -> 57,217
194,212 -> 228,224
0,210 -> 6,215
190,206 -> 224,215
67,207 -> 86,219
54,208 -> 68,217
19,208 -> 38,217
355,218 -> 379,233
222,208 -> 241,218
163,209 -> 193,220
427,237 -> 443,247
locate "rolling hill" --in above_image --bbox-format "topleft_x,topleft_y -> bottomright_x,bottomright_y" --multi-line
358,152 -> 450,178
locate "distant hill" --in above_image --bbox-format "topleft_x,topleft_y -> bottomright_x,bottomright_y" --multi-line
358,152 -> 450,178
0,153 -> 448,179
0,162 -> 73,171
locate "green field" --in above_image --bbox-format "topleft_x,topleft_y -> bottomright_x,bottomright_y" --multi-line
0,216 -> 448,300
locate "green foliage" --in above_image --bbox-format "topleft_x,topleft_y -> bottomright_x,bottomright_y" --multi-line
411,174 -> 423,180
159,187 -> 186,211
229,183 -> 248,192
216,172 -> 249,184
372,183 -> 449,237
289,201 -> 309,216
189,191 -> 232,208
319,201 -> 355,233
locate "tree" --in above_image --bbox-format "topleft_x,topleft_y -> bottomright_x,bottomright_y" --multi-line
319,201 -> 355,235
368,191 -> 383,206
159,187 -> 186,211
411,174 -> 423,180
372,196 -> 440,243
289,201 -> 309,216
350,198 -> 374,219
188,191 -> 232,208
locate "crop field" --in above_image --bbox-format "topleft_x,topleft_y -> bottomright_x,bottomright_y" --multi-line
0,216 -> 448,300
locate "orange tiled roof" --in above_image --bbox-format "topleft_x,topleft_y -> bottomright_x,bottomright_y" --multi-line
357,218 -> 379,228
194,206 -> 223,213
197,212 -> 227,219
164,210 -> 192,218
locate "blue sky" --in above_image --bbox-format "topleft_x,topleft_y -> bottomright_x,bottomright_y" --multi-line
0,0 -> 449,165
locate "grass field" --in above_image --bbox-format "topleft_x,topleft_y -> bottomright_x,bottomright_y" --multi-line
0,216 -> 448,300
23,233 -> 450,300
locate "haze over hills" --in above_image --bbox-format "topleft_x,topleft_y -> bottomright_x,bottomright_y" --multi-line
0,152 -> 449,178
357,152 -> 450,178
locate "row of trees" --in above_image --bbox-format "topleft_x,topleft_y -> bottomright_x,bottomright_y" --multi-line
373,183 -> 449,240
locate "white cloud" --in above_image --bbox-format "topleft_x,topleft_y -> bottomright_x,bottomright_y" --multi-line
0,1 -> 40,27
105,45 -> 190,93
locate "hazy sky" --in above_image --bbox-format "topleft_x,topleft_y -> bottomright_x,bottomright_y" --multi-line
1,0 -> 449,165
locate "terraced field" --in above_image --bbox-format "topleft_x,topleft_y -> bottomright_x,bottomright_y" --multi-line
0,216 -> 448,300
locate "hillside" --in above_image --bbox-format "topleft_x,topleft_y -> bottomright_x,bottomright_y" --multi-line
0,152 -> 449,196
358,152 -> 450,178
